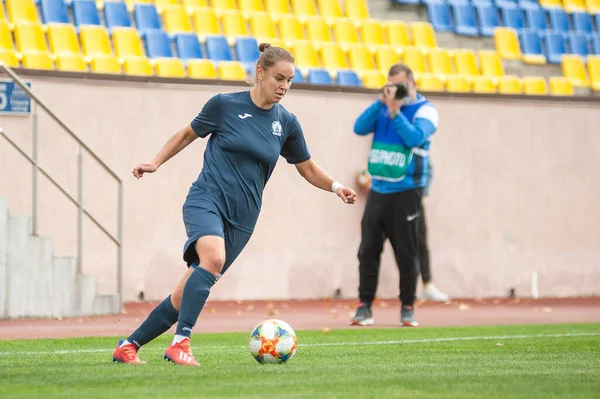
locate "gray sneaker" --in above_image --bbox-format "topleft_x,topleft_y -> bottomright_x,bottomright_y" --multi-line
401,304 -> 419,327
350,303 -> 373,326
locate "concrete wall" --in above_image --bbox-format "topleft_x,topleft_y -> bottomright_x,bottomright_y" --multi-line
1,75 -> 599,302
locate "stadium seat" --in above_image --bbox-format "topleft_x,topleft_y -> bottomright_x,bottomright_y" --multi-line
0,50 -> 19,67
592,34 -> 600,55
80,26 -> 112,57
375,45 -> 401,74
6,0 -> 39,24
567,33 -> 591,58
547,8 -> 571,35
563,0 -> 587,13
221,10 -> 249,41
454,49 -> 480,76
428,48 -> 453,77
0,23 -> 17,67
410,22 -> 437,48
104,1 -> 132,30
292,40 -> 320,68
175,33 -> 204,61
519,29 -> 547,64
538,0 -> 562,7
497,75 -> 522,94
90,54 -> 121,73
494,27 -> 522,60
123,57 -> 153,76
479,50 -> 504,77
445,75 -> 472,92
40,0 -> 69,24
417,73 -> 445,91
239,0 -> 265,14
47,24 -> 81,55
73,0 -> 101,27
56,53 -> 88,72
561,54 -> 589,86
205,35 -> 233,61
500,5 -> 525,31
279,15 -> 305,44
292,71 -> 306,83
218,61 -> 247,80
22,52 -> 54,70
337,69 -> 362,86
14,23 -> 48,53
362,70 -> 386,88
265,0 -> 292,16
549,76 -> 574,95
155,58 -> 186,78
163,5 -> 193,34
361,19 -> 386,47
524,7 -> 546,31
249,12 -> 278,41
134,3 -> 162,34
307,68 -> 333,84
318,0 -> 344,20
572,12 -> 593,35
476,3 -> 500,37
333,18 -> 360,46
522,76 -> 549,95
320,42 -> 349,70
587,0 -> 600,12
182,0 -> 209,12
112,27 -> 145,59
292,0 -> 318,18
348,44 -> 377,72
472,76 -> 496,93
306,17 -> 333,43
426,1 -> 453,32
402,47 -> 428,73
145,30 -> 173,58
452,3 -> 478,36
544,31 -> 567,64
188,59 -> 217,79
154,0 -> 180,10
212,0 -> 237,11
385,21 -> 411,47
587,55 -> 600,90
346,0 -> 369,19
193,8 -> 220,39
236,36 -> 261,66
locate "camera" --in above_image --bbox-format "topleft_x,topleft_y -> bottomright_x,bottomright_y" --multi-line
382,82 -> 409,99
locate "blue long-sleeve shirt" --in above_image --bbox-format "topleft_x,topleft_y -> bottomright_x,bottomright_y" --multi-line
354,94 -> 438,194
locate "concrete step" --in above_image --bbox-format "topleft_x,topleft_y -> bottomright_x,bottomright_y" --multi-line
0,197 -> 8,318
75,274 -> 97,316
94,294 -> 121,315
6,216 -> 33,318
29,236 -> 54,317
51,256 -> 77,318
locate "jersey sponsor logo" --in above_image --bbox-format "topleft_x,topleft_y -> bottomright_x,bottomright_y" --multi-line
272,120 -> 282,136
238,113 -> 252,119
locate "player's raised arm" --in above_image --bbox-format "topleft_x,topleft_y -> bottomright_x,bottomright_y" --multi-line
295,159 -> 357,204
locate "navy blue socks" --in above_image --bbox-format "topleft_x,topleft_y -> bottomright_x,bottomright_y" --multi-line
174,266 -> 216,339
125,294 -> 179,348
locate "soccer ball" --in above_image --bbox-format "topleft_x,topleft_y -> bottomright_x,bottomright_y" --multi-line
248,319 -> 297,364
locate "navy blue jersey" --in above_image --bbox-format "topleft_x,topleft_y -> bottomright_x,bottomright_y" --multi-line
189,91 -> 311,233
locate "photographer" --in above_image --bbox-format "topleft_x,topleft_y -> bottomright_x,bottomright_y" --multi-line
349,63 -> 439,327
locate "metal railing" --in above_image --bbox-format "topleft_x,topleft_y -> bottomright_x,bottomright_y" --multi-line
0,63 -> 123,312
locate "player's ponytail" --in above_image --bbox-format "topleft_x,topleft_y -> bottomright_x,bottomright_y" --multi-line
247,42 -> 295,86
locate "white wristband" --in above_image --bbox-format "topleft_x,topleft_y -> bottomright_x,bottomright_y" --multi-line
331,181 -> 343,193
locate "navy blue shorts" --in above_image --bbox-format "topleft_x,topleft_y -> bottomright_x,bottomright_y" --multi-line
182,198 -> 252,274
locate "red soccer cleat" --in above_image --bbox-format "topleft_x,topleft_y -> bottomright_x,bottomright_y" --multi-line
112,339 -> 146,365
164,338 -> 200,366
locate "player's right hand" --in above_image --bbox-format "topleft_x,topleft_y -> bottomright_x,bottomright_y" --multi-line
132,162 -> 158,179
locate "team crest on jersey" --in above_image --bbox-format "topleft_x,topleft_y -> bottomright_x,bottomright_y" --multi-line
271,120 -> 282,136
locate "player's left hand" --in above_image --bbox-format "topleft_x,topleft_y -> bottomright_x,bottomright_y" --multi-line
336,186 -> 357,204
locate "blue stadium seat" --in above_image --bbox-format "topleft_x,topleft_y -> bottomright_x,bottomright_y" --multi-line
547,8 -> 570,36
572,12 -> 593,35
426,1 -> 454,32
519,29 -> 545,59
175,33 -> 204,62
544,31 -> 567,63
517,0 -> 540,9
496,0 -> 519,8
134,3 -> 162,35
567,32 -> 590,58
145,30 -> 173,58
105,1 -> 132,30
307,68 -> 333,85
72,0 -> 101,26
393,0 -> 422,5
595,14 -> 600,33
500,5 -> 525,30
524,7 -> 546,31
40,0 -> 69,24
453,3 -> 479,36
292,72 -> 306,84
236,36 -> 260,74
337,70 -> 362,86
476,3 -> 500,36
593,34 -> 600,55
206,35 -> 233,61
471,0 -> 493,5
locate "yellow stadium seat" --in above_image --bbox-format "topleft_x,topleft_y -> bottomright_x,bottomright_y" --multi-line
90,55 -> 122,74
292,40 -> 320,68
0,22 -> 15,51
472,76 -> 496,93
344,0 -> 369,19
375,45 -> 401,74
183,0 -> 210,10
193,8 -> 221,39
588,55 -> 600,91
221,10 -> 249,40
155,58 -> 186,78
561,54 -> 589,87
348,44 -> 376,72
123,57 -> 153,76
212,0 -> 237,12
6,0 -> 39,25
292,0 -> 318,18
112,28 -> 145,59
0,3 -> 5,22
265,0 -> 292,16
154,0 -> 180,12
478,50 -> 504,77
218,61 -> 247,80
306,17 -> 333,43
497,75 -> 522,94
80,26 -> 112,57
549,76 -> 574,95
562,0 -> 587,12
428,48 -> 453,78
318,0 -> 344,20
0,50 -> 19,67
522,76 -> 549,95
47,24 -> 81,55
320,42 -> 349,70
56,53 -> 87,72
249,12 -> 278,41
445,75 -> 472,93
240,0 -> 265,15
587,0 -> 600,12
362,70 -> 386,88
538,0 -> 562,7
494,27 -> 522,60
22,52 -> 54,70
14,23 -> 48,53
332,18 -> 360,46
163,5 -> 193,34
385,21 -> 410,47
454,49 -> 479,76
410,22 -> 437,48
402,47 -> 428,74
188,59 -> 217,79
417,73 -> 444,91
361,19 -> 385,47
279,15 -> 305,44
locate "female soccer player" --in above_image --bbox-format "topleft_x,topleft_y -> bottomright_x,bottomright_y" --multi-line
112,43 -> 357,366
